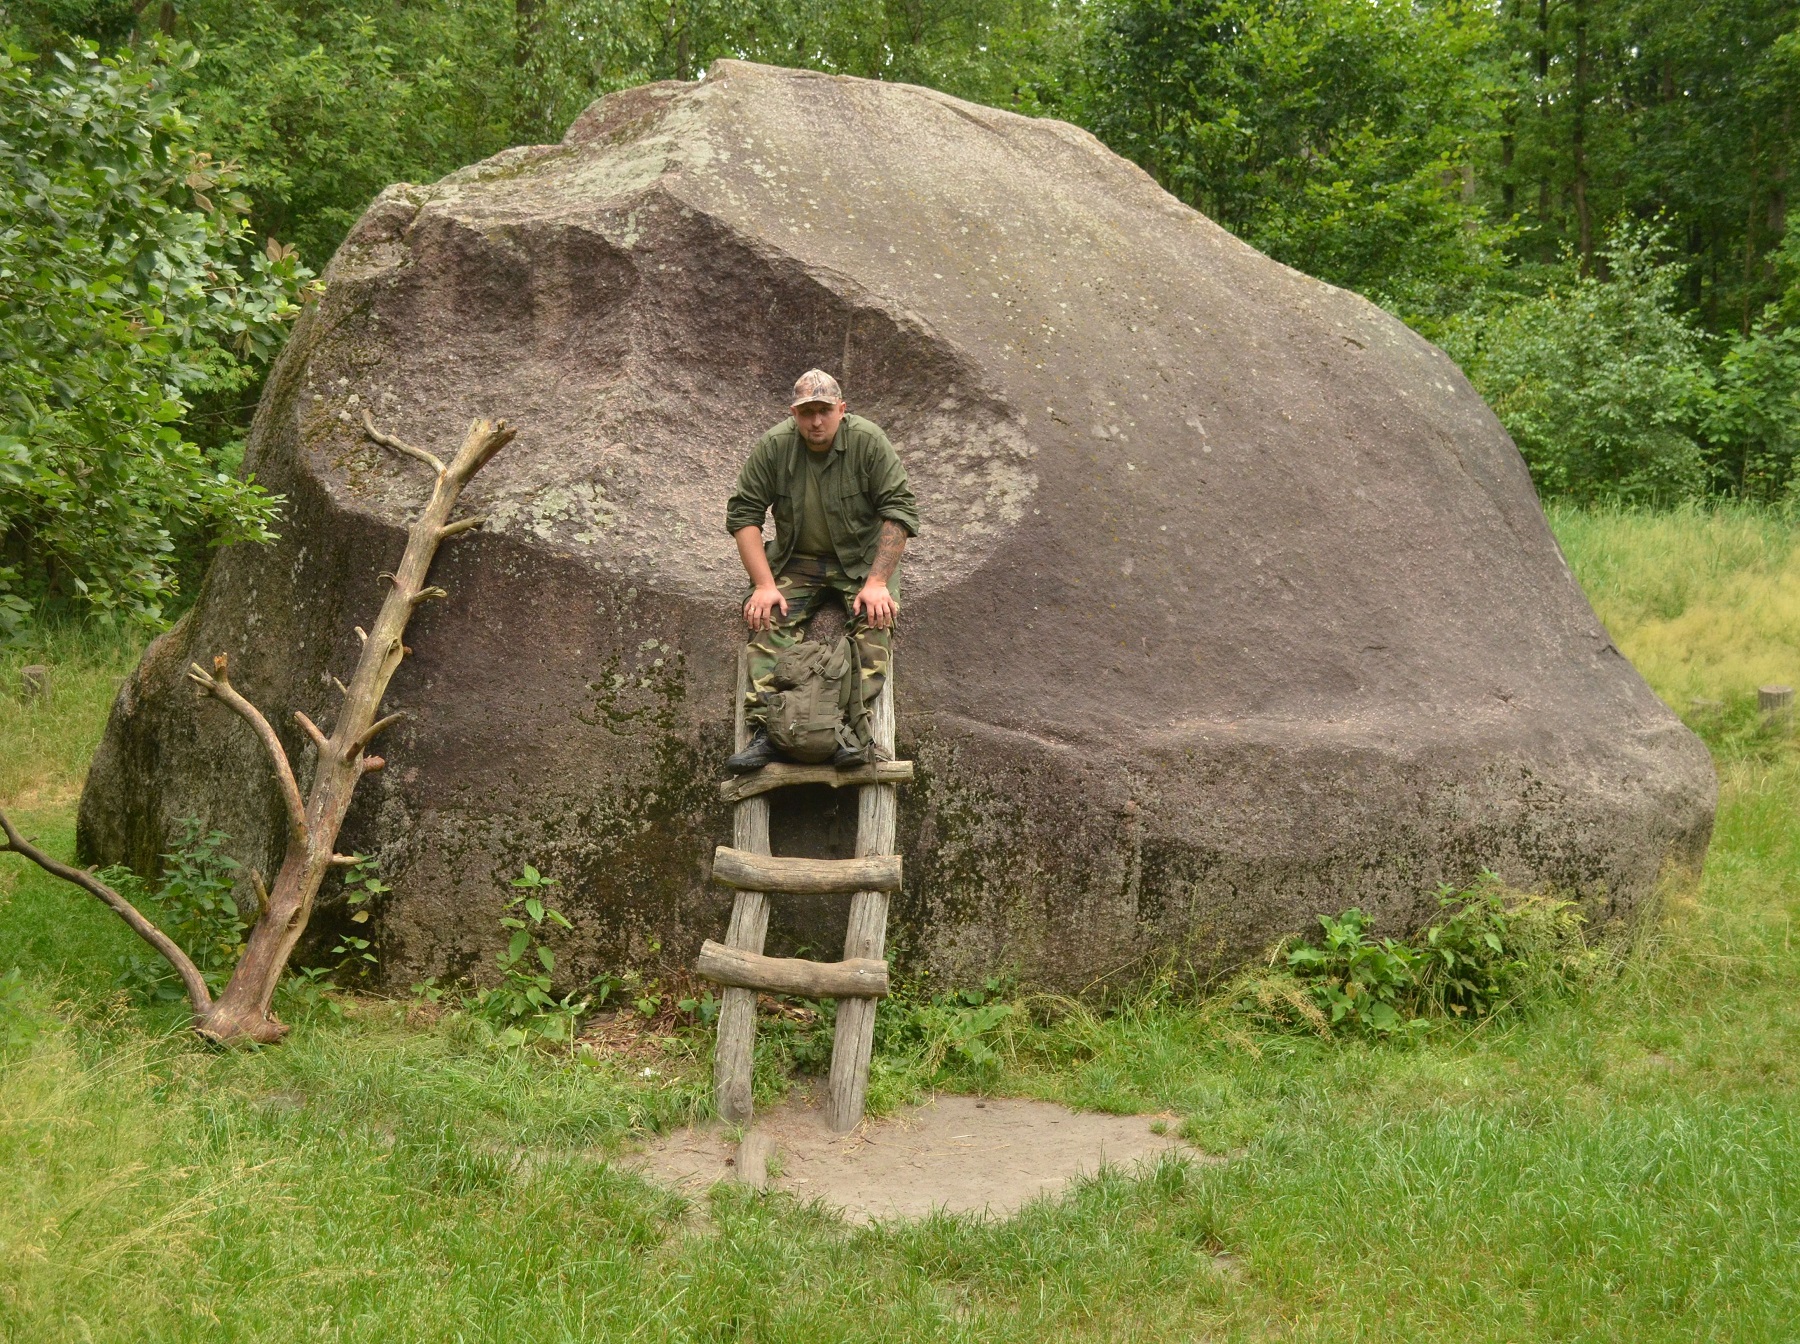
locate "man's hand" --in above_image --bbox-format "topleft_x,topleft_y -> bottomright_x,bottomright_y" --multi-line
735,526 -> 786,630
854,580 -> 898,630
854,521 -> 907,632
744,583 -> 789,631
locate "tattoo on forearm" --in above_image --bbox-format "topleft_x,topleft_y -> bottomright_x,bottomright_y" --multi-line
869,520 -> 907,583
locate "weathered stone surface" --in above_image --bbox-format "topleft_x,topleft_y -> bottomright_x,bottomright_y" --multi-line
80,61 -> 1715,992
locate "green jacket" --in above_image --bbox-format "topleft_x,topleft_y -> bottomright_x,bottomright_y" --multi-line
724,414 -> 920,579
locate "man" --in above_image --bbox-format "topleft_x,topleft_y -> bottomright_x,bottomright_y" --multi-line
724,369 -> 919,773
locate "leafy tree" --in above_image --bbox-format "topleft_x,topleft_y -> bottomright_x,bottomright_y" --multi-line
1444,222 -> 1714,502
1,0 -> 143,52
1489,0 -> 1800,334
173,0 -> 520,266
1701,327 -> 1800,500
11,1 -> 1076,266
0,40 -> 310,632
1070,0 -> 1512,326
516,0 -> 1077,139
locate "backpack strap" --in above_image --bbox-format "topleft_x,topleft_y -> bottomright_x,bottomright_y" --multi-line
831,634 -> 868,747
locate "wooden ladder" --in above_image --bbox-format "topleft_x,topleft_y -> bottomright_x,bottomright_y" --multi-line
699,647 -> 912,1133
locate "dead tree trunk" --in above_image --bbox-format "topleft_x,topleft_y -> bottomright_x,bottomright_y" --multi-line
0,414 -> 514,1046
189,413 -> 514,1043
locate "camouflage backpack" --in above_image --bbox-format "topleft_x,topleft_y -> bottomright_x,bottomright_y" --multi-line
763,637 -> 858,763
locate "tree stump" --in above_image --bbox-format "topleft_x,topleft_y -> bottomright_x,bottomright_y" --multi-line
1759,685 -> 1795,728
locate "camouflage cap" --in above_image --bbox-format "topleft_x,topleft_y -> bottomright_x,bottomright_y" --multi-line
789,369 -> 844,408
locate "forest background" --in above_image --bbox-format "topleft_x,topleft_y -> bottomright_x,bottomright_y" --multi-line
1,0 -> 1799,633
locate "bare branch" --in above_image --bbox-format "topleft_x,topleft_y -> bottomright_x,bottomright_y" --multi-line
329,854 -> 361,867
188,654 -> 308,845
293,711 -> 329,753
0,808 -> 212,1017
331,677 -> 349,697
249,869 -> 270,923
447,417 -> 516,482
355,626 -> 368,645
411,586 -> 448,606
439,516 -> 487,539
362,410 -> 445,475
354,711 -> 407,754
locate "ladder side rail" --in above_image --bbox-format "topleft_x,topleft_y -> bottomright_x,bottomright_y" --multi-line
825,661 -> 898,1133
714,647 -> 770,1124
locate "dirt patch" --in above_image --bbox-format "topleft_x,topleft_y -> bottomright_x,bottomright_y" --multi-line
0,782 -> 83,811
628,1093 -> 1216,1223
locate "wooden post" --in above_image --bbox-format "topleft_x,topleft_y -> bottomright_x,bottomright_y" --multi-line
1759,684 -> 1794,729
825,664 -> 897,1134
734,1129 -> 777,1189
713,647 -> 771,1124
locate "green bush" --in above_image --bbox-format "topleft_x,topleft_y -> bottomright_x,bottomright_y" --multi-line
877,976 -> 1019,1083
1228,875 -> 1601,1039
109,817 -> 245,1003
1414,879 -> 1597,1017
1701,327 -> 1800,502
467,866 -> 592,1048
1285,907 -> 1425,1034
1445,217 -> 1800,506
1444,222 -> 1714,504
0,41 -> 311,630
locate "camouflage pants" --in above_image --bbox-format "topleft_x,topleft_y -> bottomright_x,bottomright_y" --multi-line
745,555 -> 893,747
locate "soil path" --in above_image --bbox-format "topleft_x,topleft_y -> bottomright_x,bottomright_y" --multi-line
630,1093 -> 1212,1223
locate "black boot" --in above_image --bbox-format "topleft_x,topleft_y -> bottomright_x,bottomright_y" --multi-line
830,740 -> 872,769
725,730 -> 781,775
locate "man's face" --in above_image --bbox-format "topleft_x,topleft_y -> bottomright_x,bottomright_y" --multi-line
793,399 -> 846,448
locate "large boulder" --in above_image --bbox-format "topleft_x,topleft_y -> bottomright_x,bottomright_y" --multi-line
80,61 -> 1715,992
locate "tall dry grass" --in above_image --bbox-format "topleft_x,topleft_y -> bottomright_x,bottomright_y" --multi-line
1548,501 -> 1800,714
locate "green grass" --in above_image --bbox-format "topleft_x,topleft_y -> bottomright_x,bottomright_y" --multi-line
3,509 -> 1799,1341
1548,501 -> 1800,729
0,621 -> 143,808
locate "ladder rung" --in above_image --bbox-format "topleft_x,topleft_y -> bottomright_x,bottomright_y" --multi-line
695,940 -> 890,999
719,759 -> 914,803
711,846 -> 901,895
